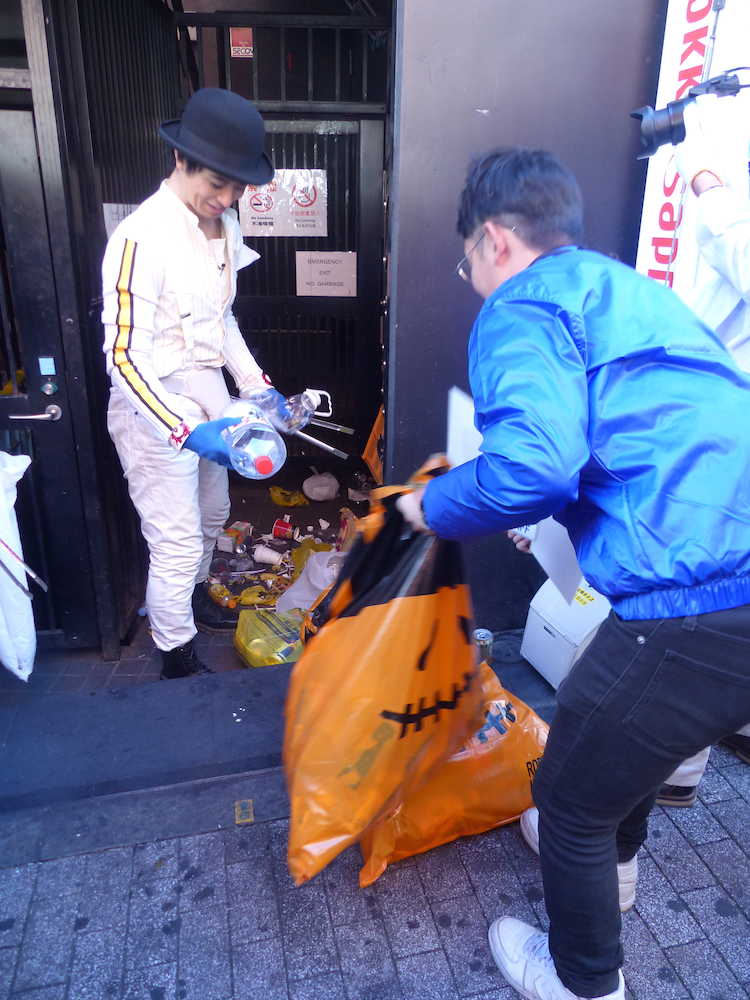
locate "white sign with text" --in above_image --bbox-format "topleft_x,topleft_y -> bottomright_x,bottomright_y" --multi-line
295,251 -> 357,297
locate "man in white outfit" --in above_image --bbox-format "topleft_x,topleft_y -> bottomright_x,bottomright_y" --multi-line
102,88 -> 308,679
655,92 -> 750,804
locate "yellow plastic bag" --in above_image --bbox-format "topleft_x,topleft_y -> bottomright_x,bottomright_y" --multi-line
269,486 -> 309,507
284,458 -> 483,885
234,609 -> 304,667
359,663 -> 548,886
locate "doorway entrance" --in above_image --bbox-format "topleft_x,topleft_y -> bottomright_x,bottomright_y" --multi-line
0,102 -> 99,646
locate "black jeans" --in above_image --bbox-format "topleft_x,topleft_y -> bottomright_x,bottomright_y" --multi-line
532,606 -> 750,998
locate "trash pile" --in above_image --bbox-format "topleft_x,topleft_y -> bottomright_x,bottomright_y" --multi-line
208,468 -> 375,667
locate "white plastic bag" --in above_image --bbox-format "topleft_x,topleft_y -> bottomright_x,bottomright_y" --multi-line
276,551 -> 346,614
302,471 -> 339,501
0,452 -> 35,681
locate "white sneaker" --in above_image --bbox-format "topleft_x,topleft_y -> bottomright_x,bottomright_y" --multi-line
488,916 -> 625,999
519,807 -> 637,913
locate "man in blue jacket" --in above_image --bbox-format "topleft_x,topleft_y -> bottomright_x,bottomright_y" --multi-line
396,148 -> 750,1000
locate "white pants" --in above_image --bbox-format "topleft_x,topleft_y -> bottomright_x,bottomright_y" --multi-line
667,721 -> 750,786
108,388 -> 230,651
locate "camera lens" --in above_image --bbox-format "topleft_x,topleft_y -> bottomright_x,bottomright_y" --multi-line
631,98 -> 690,159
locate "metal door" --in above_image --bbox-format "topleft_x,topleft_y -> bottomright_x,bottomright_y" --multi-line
0,107 -> 98,645
235,118 -> 385,448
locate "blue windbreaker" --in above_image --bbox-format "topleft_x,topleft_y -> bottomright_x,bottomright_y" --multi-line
422,246 -> 750,620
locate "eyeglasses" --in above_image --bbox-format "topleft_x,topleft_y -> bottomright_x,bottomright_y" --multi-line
455,232 -> 485,282
455,224 -> 518,282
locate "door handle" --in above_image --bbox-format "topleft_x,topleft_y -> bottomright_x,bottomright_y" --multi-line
9,404 -> 62,422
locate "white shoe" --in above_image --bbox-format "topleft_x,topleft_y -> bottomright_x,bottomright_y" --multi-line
519,808 -> 637,913
488,916 -> 625,999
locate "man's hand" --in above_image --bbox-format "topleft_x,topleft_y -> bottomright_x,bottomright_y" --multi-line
182,417 -> 237,467
249,388 -> 314,433
396,486 -> 432,533
675,94 -> 748,195
507,529 -> 532,553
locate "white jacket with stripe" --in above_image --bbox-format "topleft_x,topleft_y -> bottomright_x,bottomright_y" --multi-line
101,181 -> 268,447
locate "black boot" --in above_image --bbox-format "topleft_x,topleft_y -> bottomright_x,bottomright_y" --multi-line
160,639 -> 214,680
192,583 -> 239,634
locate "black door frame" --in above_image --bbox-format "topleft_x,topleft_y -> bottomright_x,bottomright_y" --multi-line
19,0 -> 120,657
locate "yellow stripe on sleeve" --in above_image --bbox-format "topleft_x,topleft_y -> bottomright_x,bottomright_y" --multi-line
112,238 -> 183,432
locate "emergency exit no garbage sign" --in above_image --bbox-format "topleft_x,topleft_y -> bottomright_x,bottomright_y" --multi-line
295,251 -> 357,297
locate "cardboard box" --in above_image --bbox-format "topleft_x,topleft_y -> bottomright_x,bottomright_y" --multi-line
216,521 -> 253,553
520,579 -> 611,689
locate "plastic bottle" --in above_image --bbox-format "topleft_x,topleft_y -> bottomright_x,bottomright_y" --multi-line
221,400 -> 287,480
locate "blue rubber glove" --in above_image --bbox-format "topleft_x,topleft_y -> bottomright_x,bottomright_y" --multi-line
249,388 -> 314,433
182,417 -> 238,467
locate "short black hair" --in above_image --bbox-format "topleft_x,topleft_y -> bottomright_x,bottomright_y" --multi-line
173,149 -> 207,174
457,148 -> 584,250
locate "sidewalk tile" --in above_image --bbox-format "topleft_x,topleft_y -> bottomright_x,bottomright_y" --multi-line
13,893 -> 77,991
415,843 -> 472,902
222,822 -> 272,866
720,764 -> 750,804
632,886 -> 703,950
232,935 -> 287,999
696,838 -> 750,918
288,971 -> 346,1000
621,910 -> 689,1000
279,883 -> 338,980
431,891 -> 503,997
226,858 -> 279,943
123,961 -> 177,1000
83,846 -> 133,891
682,885 -> 750,982
269,819 -> 297,893
647,813 -> 716,892
126,878 -> 180,972
459,830 -> 537,927
697,768 -> 738,805
324,847 -> 381,926
333,918 -> 402,1000
132,839 -> 180,885
0,947 -> 16,1000
178,903 -> 232,1000
34,855 -> 86,900
374,863 -> 441,958
397,949 -> 460,1000
177,832 -> 227,911
708,797 -> 750,850
74,880 -> 129,934
666,801 -> 729,847
666,937 -> 746,1000
68,926 -> 125,1000
7,988 -> 67,999
0,864 -> 35,948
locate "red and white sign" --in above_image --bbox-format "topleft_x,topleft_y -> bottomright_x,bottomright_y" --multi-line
239,169 -> 328,237
230,27 -> 254,59
635,0 -> 750,303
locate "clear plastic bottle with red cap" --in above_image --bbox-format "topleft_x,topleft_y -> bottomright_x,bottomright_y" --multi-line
221,399 -> 287,480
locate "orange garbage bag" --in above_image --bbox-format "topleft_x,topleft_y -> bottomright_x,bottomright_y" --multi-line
358,662 -> 549,887
284,458 -> 483,886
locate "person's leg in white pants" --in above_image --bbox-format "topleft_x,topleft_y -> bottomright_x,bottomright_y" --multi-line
197,456 -> 230,584
108,391 -> 227,651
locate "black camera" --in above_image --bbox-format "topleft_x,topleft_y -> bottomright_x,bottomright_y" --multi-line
631,71 -> 741,159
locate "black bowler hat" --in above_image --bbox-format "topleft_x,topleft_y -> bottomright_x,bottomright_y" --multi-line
159,88 -> 274,185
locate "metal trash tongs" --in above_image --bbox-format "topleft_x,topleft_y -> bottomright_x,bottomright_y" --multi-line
0,537 -> 49,598
292,390 -> 354,460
